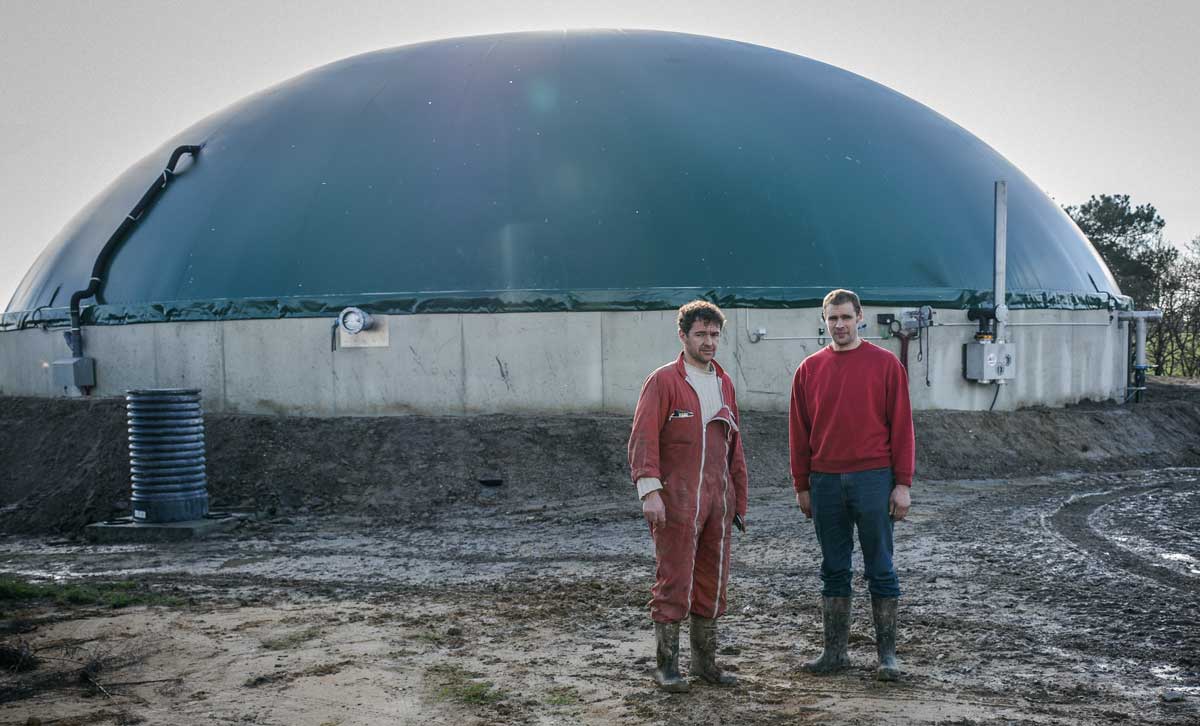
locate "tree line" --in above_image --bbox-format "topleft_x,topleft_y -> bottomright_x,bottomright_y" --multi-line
1065,195 -> 1200,378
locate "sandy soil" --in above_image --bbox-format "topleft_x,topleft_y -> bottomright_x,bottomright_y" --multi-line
2,468 -> 1198,725
1,380 -> 1198,724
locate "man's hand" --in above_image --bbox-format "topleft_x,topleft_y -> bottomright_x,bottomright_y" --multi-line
642,490 -> 666,528
890,485 -> 911,521
795,489 -> 812,519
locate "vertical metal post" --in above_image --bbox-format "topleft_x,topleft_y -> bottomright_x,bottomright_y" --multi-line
1134,317 -> 1148,369
1118,309 -> 1162,402
994,180 -> 1008,344
1134,317 -> 1149,402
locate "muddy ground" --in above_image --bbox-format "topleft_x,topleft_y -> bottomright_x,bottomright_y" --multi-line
1,379 -> 1198,724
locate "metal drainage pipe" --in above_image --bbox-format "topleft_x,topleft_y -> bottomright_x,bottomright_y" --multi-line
126,388 -> 209,523
1118,310 -> 1165,402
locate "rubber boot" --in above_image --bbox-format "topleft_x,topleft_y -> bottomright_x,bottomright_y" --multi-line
871,596 -> 901,681
653,622 -> 690,693
689,615 -> 738,686
802,596 -> 851,673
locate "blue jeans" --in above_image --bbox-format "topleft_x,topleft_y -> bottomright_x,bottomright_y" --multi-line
809,467 -> 900,598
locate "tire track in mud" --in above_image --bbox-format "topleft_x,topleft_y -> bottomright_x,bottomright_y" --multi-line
1050,479 -> 1200,592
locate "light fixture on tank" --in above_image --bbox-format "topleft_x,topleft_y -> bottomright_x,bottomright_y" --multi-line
337,307 -> 373,335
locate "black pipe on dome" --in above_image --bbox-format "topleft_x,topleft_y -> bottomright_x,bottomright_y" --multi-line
66,144 -> 202,360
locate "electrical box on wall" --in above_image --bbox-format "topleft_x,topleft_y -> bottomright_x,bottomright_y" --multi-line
50,357 -> 95,389
963,342 -> 1016,383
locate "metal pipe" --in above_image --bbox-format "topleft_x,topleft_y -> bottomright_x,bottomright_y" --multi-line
994,180 -> 1008,343
1117,310 -> 1164,402
1134,317 -> 1148,402
1003,321 -> 1113,328
67,144 -> 202,360
751,335 -> 887,342
1134,318 -> 1149,368
752,312 -> 1115,341
934,320 -> 1112,328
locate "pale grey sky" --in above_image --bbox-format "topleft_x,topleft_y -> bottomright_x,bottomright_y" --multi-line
1,0 -> 1196,310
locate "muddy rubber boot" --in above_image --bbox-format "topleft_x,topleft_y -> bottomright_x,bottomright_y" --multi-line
689,615 -> 738,686
653,622 -> 690,693
871,595 -> 901,681
802,596 -> 851,673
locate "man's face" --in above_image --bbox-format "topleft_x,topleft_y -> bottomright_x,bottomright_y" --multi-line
679,319 -> 722,367
824,302 -> 862,348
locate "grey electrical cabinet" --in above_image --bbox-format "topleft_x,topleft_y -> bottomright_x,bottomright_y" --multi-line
51,357 -> 96,389
964,342 -> 1016,383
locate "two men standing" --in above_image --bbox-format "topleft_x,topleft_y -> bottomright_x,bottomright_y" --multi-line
629,290 -> 914,691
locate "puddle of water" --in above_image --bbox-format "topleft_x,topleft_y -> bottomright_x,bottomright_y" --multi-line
1064,490 -> 1108,505
7,568 -> 73,582
1160,553 -> 1198,564
219,555 -> 274,569
1151,665 -> 1191,682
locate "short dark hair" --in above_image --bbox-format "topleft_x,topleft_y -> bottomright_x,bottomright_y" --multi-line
822,289 -> 861,317
677,300 -> 726,335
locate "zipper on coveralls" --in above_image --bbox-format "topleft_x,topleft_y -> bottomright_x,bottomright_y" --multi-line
714,378 -> 730,618
683,376 -> 706,616
683,372 -> 733,618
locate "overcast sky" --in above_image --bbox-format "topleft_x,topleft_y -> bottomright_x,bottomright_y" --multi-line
1,0 -> 1196,310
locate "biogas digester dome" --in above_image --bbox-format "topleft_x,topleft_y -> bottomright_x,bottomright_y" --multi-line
1,31 -> 1129,414
8,30 -> 1121,319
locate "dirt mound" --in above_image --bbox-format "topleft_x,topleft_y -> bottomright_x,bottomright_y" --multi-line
2,378 -> 1199,535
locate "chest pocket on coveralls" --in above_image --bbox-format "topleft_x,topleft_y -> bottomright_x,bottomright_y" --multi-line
662,409 -> 695,447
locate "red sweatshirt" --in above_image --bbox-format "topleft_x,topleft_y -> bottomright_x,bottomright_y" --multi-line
789,340 -> 915,492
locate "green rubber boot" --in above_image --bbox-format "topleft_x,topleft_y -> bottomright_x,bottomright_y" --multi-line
872,596 -> 901,681
689,615 -> 738,686
653,621 -> 690,693
802,596 -> 851,673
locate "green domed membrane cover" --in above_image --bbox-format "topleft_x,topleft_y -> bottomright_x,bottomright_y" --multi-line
3,30 -> 1127,327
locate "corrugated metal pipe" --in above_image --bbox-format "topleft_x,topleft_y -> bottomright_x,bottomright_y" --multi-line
127,388 -> 209,523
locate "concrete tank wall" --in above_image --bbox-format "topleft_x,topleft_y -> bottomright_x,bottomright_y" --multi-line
0,307 -> 1129,415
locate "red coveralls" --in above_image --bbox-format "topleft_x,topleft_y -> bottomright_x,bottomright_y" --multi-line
628,354 -> 749,624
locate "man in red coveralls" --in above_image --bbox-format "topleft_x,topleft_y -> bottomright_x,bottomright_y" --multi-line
790,289 -> 913,681
628,300 -> 749,692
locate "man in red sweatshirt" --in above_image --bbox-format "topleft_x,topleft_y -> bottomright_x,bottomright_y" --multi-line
789,288 -> 914,681
629,300 -> 749,692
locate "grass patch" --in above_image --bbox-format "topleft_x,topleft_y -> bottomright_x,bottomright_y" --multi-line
426,663 -> 508,705
259,625 -> 322,651
413,628 -> 445,644
0,575 -> 184,609
544,685 -> 581,706
243,659 -> 352,688
0,577 -> 49,600
302,660 -> 350,677
244,672 -> 288,688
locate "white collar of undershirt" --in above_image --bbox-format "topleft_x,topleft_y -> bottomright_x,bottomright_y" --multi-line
685,360 -> 715,377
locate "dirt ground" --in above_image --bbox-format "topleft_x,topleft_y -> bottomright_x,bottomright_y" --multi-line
1,379 -> 1198,725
